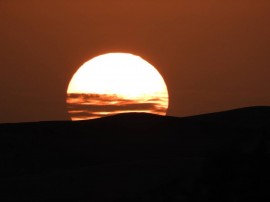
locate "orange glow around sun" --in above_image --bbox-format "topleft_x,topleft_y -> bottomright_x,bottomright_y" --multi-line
67,53 -> 169,120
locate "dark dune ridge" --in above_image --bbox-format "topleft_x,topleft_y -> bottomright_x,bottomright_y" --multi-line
0,106 -> 270,201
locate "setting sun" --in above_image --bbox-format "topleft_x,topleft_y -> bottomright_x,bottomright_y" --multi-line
67,53 -> 169,120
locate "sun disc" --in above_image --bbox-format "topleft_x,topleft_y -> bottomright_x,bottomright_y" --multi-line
67,53 -> 169,120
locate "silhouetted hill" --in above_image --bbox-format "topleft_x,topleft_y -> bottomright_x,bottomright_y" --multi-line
0,106 -> 270,201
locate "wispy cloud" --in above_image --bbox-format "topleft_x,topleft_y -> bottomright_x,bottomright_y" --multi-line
67,93 -> 168,120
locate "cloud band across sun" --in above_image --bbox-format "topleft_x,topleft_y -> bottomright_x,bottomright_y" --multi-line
67,93 -> 168,120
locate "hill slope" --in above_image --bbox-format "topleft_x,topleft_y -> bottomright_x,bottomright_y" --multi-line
0,106 -> 270,201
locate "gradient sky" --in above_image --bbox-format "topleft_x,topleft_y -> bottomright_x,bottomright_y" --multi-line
1,0 -> 270,123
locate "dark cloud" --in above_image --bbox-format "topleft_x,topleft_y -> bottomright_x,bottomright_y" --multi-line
67,102 -> 162,112
67,93 -> 164,105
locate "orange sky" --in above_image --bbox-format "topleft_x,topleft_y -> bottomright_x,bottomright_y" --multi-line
0,0 -> 270,123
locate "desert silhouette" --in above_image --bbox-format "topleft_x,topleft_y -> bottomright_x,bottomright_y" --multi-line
0,106 -> 269,201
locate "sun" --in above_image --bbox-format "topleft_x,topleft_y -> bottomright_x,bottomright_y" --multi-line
67,53 -> 169,120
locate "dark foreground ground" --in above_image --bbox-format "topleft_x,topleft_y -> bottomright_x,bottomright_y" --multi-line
0,106 -> 270,201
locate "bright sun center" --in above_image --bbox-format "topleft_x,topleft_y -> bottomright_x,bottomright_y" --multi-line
67,53 -> 169,120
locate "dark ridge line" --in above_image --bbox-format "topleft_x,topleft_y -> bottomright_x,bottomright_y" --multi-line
0,105 -> 269,126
